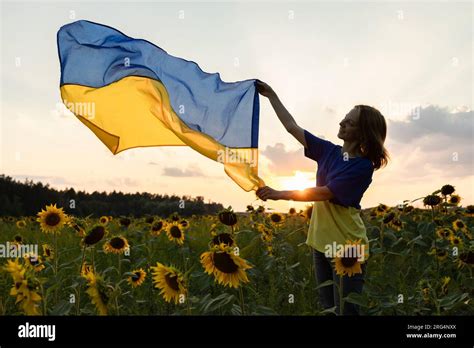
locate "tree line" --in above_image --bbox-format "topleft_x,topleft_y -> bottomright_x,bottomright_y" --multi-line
0,174 -> 224,218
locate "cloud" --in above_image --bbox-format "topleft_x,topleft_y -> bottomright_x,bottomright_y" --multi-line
105,177 -> 139,187
162,165 -> 205,177
260,143 -> 316,176
386,105 -> 473,177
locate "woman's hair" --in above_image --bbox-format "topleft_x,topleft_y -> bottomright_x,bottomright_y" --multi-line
355,105 -> 390,170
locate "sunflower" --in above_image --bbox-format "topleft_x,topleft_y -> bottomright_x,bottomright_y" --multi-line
333,240 -> 364,277
382,211 -> 395,224
257,224 -> 273,243
127,268 -> 147,288
42,244 -> 54,260
4,260 -> 42,315
246,205 -> 255,212
465,205 -> 474,217
13,234 -> 23,244
390,218 -> 403,231
81,262 -> 93,277
150,220 -> 165,236
423,195 -> 442,207
457,251 -> 474,269
103,236 -> 129,254
288,207 -> 296,215
179,219 -> 190,229
429,248 -> 448,261
119,217 -> 131,227
449,235 -> 463,247
150,262 -> 187,304
436,227 -> 454,240
16,220 -> 27,229
211,232 -> 235,247
68,219 -> 86,237
10,278 -> 42,315
3,259 -> 25,282
448,194 -> 461,206
36,203 -> 68,233
256,205 -> 265,214
452,219 -> 467,232
165,222 -> 185,245
441,184 -> 455,196
218,209 -> 238,226
375,203 -> 389,215
99,216 -> 109,225
23,253 -> 45,272
269,212 -> 285,226
169,213 -> 181,222
83,225 -> 106,246
84,272 -> 109,315
200,244 -> 252,288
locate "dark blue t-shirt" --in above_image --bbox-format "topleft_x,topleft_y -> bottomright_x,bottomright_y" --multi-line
303,129 -> 374,210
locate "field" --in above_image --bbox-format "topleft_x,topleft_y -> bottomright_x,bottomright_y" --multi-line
1,185 -> 473,316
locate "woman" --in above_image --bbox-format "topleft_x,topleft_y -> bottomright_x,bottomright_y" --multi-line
255,80 -> 389,315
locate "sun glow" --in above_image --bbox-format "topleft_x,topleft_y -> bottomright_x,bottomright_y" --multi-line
280,171 -> 315,191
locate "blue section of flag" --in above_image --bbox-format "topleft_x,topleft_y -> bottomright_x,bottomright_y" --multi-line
57,20 -> 259,148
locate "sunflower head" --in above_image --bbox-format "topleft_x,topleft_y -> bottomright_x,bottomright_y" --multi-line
382,211 -> 395,224
333,240 -> 365,277
376,203 -> 389,215
119,217 -> 131,227
42,244 -> 54,260
166,222 -> 185,245
16,220 -> 27,229
200,244 -> 252,288
218,208 -> 238,226
179,219 -> 190,229
150,220 -> 165,236
36,203 -> 68,233
127,268 -> 147,288
150,263 -> 186,304
211,232 -> 235,247
452,219 -> 467,231
246,205 -> 255,212
83,225 -> 106,246
99,216 -> 109,225
441,184 -> 455,196
423,195 -> 442,207
448,194 -> 461,205
103,236 -> 129,254
269,212 -> 285,225
13,235 -> 23,244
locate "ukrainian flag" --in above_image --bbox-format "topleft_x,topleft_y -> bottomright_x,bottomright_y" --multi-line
57,20 -> 264,191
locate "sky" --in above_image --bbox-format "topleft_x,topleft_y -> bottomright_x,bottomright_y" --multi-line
1,1 -> 473,213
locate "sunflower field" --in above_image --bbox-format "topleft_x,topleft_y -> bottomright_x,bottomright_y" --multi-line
0,184 -> 472,316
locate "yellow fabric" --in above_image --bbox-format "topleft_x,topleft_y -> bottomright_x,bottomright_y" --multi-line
306,200 -> 370,260
60,76 -> 265,191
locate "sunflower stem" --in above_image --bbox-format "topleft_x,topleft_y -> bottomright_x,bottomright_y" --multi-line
91,246 -> 95,273
239,286 -> 245,315
40,283 -> 46,315
338,275 -> 344,316
118,253 -> 121,278
79,244 -> 86,274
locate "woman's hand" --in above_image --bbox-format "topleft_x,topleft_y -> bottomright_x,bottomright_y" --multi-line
256,186 -> 282,201
256,80 -> 276,98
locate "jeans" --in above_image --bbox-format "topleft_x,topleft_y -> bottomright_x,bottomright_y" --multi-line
313,249 -> 367,315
